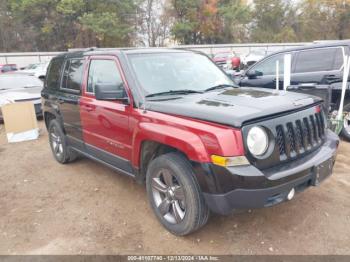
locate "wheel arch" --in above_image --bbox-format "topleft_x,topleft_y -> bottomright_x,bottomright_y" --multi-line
44,110 -> 65,134
132,123 -> 209,170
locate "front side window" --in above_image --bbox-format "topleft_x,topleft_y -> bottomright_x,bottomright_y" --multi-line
294,48 -> 338,73
128,52 -> 233,95
87,60 -> 124,94
251,54 -> 285,76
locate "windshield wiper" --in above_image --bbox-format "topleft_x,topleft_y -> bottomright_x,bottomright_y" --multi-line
204,84 -> 237,92
145,89 -> 203,98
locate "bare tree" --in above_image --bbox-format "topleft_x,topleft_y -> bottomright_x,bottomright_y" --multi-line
138,0 -> 172,47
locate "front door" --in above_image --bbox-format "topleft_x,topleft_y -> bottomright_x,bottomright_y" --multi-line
80,56 -> 133,174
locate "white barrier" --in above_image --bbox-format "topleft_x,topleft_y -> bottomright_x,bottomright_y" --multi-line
0,42 -> 310,68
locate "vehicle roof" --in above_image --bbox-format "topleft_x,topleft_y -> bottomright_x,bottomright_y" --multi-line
270,39 -> 350,55
54,48 -> 199,59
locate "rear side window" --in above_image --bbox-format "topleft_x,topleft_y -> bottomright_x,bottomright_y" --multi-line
294,48 -> 338,73
46,58 -> 64,89
61,59 -> 84,92
87,59 -> 124,93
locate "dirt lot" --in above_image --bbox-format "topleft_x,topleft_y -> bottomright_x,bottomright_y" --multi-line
0,120 -> 349,255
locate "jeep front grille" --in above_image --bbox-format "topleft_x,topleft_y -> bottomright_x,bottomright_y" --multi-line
275,111 -> 325,161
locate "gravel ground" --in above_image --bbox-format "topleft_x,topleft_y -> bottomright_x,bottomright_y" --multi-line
0,121 -> 349,255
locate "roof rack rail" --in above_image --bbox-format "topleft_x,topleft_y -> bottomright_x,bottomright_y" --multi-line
67,47 -> 98,52
86,47 -> 98,51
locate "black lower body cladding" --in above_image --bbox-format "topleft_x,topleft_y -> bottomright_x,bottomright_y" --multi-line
195,130 -> 339,215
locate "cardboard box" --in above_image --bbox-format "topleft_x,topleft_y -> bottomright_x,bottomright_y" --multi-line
1,102 -> 39,143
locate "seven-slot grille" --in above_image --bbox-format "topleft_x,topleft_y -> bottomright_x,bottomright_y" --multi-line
275,111 -> 325,161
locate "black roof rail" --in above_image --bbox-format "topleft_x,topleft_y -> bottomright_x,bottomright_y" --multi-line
67,47 -> 98,52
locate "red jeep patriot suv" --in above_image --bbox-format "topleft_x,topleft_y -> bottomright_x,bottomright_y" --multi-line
41,48 -> 339,235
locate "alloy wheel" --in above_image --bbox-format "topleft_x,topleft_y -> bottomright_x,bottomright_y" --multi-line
151,169 -> 186,224
343,112 -> 350,133
50,126 -> 63,157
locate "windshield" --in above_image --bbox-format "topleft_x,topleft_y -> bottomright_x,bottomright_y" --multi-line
128,52 -> 234,95
0,75 -> 43,90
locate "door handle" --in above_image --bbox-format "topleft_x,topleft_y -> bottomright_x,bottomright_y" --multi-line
325,75 -> 341,82
84,105 -> 95,112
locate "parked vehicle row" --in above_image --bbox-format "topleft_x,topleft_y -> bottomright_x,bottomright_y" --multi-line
0,64 -> 18,73
41,48 -> 338,236
211,49 -> 270,72
20,62 -> 49,80
212,51 -> 241,71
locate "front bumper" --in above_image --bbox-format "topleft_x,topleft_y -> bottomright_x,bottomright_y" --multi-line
200,130 -> 339,215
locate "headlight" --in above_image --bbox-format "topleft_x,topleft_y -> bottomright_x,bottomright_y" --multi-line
247,126 -> 269,156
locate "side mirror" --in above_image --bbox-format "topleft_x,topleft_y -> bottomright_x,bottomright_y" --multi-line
246,70 -> 262,78
95,84 -> 129,103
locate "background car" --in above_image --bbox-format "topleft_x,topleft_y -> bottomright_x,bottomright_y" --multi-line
238,40 -> 350,140
0,73 -> 43,120
212,51 -> 241,71
240,49 -> 267,69
20,62 -> 49,80
0,64 -> 18,73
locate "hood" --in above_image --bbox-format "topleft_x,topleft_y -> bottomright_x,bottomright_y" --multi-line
145,87 -> 322,128
0,86 -> 42,106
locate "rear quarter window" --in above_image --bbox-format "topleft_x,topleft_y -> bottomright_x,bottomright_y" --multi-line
333,47 -> 344,70
61,58 -> 84,93
46,57 -> 64,89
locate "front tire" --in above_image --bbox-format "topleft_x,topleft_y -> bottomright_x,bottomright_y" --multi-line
146,152 -> 209,236
340,103 -> 350,141
48,119 -> 77,164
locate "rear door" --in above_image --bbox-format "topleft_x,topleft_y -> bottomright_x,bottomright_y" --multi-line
291,47 -> 345,85
240,53 -> 287,89
58,58 -> 86,146
80,56 -> 133,174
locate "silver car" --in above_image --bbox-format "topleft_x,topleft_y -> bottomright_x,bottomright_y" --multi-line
0,73 -> 43,120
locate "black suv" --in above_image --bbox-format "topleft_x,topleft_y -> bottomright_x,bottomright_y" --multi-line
238,40 -> 350,140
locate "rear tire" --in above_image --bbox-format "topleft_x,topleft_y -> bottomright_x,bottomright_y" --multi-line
146,152 -> 209,236
340,103 -> 350,141
48,119 -> 78,164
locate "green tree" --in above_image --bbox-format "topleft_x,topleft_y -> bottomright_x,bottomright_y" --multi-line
250,0 -> 298,43
6,0 -> 138,51
218,0 -> 251,43
170,0 -> 251,44
298,0 -> 350,41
